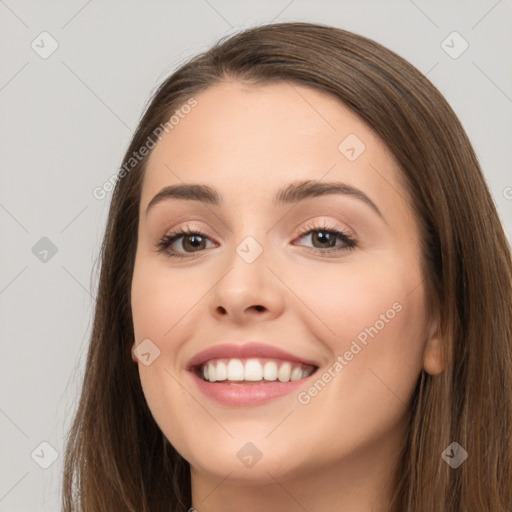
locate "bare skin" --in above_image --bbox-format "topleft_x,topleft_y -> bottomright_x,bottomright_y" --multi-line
130,80 -> 444,512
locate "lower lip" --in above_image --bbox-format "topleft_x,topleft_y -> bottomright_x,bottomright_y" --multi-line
189,371 -> 314,406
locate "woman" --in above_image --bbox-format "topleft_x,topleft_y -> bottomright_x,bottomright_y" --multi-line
62,22 -> 512,512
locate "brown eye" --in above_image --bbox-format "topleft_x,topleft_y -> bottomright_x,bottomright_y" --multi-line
308,230 -> 339,249
179,234 -> 208,252
294,223 -> 357,255
157,227 -> 216,259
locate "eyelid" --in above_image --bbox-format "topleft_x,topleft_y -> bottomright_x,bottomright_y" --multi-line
159,218 -> 352,244
291,217 -> 353,239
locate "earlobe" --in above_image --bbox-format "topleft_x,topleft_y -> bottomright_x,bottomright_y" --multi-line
423,319 -> 446,376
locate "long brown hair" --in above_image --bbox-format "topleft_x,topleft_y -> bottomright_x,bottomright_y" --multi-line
62,22 -> 512,511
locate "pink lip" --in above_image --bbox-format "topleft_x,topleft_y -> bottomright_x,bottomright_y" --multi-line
189,375 -> 314,407
186,341 -> 319,369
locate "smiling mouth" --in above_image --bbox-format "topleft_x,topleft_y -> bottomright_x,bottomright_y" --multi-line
195,357 -> 318,384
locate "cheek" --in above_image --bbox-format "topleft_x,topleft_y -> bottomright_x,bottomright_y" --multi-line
293,257 -> 428,418
290,256 -> 427,352
293,256 -> 428,410
131,259 -> 205,344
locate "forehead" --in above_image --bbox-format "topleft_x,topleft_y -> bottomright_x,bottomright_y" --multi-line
141,80 -> 408,218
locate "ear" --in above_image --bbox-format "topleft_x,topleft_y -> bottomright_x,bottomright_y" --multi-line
423,316 -> 446,376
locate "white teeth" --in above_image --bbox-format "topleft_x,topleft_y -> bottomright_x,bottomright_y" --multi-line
216,360 -> 227,381
200,357 -> 315,383
291,367 -> 303,381
207,361 -> 216,382
244,359 -> 263,381
263,361 -> 278,381
227,359 -> 244,381
278,362 -> 291,382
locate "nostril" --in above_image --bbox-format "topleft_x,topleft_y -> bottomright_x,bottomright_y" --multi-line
252,305 -> 265,312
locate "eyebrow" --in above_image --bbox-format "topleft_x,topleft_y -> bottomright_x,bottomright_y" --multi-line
146,180 -> 384,220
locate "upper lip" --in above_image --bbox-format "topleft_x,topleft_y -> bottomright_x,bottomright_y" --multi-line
186,342 -> 320,370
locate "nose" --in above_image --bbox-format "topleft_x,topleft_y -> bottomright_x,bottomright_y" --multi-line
208,241 -> 285,324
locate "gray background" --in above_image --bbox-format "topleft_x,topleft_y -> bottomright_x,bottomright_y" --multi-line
1,1 -> 511,510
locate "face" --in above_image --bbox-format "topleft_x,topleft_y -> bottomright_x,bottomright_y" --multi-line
130,80 -> 443,488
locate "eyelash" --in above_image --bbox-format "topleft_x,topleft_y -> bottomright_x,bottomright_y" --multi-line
156,221 -> 357,260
